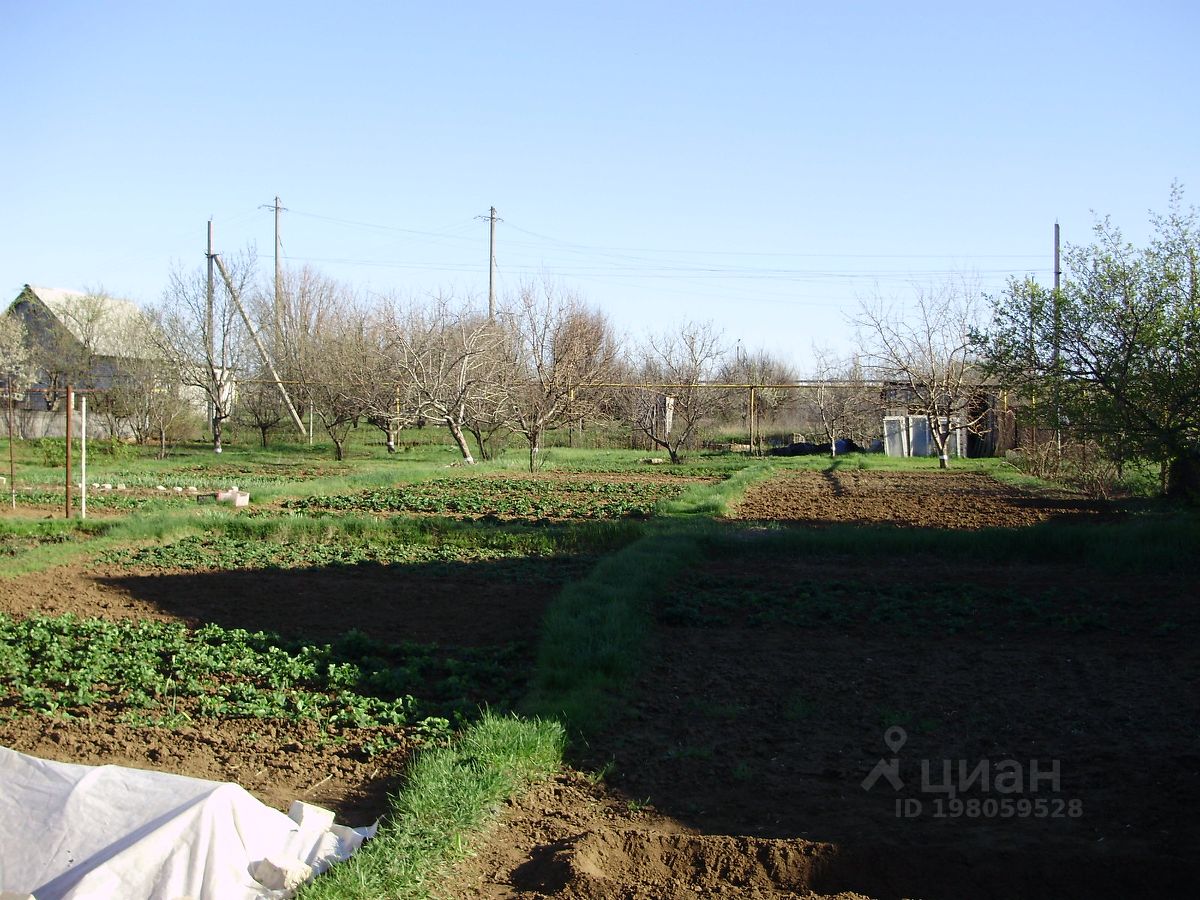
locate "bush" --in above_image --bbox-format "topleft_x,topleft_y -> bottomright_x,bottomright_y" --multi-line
32,438 -> 67,468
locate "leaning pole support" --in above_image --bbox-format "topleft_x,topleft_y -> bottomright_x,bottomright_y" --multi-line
212,254 -> 308,439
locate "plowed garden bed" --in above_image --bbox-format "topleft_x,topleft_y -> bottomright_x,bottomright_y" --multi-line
1,466 -> 1195,899
444,469 -> 1199,899
731,468 -> 1112,528
0,543 -> 592,823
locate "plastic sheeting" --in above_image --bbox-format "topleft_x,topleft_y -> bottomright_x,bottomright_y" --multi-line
0,746 -> 376,900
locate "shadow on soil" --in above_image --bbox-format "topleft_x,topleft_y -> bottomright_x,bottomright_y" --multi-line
573,543 -> 1200,900
96,555 -> 586,650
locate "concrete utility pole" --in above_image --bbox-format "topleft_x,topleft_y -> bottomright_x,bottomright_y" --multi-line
477,206 -> 502,319
206,220 -> 217,441
206,220 -> 215,369
212,254 -> 308,439
1054,222 -> 1061,292
261,196 -> 287,339
1053,222 -> 1062,450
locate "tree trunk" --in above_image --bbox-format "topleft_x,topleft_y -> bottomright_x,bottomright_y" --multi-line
930,418 -> 950,468
158,427 -> 167,460
1167,451 -> 1200,503
447,419 -> 476,464
259,426 -> 269,448
528,428 -> 542,473
212,416 -> 223,454
468,425 -> 488,461
332,438 -> 345,461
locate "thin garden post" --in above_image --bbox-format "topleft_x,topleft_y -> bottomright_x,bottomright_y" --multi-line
80,395 -> 87,521
7,374 -> 14,509
65,386 -> 73,519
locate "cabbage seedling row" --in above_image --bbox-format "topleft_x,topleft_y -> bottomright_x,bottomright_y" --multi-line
283,477 -> 688,518
0,614 -> 523,755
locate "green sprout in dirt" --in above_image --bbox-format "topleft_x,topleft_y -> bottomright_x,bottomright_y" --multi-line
0,615 -> 519,754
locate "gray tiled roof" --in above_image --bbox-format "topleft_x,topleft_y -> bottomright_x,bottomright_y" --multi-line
24,285 -> 156,359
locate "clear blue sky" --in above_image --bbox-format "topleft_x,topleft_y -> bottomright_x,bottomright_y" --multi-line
4,1 -> 1197,370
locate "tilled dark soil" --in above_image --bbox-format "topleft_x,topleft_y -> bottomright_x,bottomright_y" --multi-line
2,469 -> 1196,898
731,468 -> 1112,528
442,470 -> 1199,899
0,553 -> 576,823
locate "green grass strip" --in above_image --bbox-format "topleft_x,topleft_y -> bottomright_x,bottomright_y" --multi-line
0,510 -> 214,578
299,711 -> 563,900
522,526 -> 704,734
655,461 -> 775,517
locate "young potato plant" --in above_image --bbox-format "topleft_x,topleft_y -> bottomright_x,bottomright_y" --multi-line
0,616 -> 517,754
282,477 -> 687,519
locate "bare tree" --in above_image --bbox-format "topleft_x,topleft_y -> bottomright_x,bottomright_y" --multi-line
293,287 -> 374,461
800,347 -> 879,456
90,313 -> 181,450
464,385 -> 513,462
263,266 -> 344,431
632,320 -> 728,464
854,281 -> 987,468
0,316 -> 36,437
105,361 -> 195,457
719,346 -> 799,447
42,289 -> 108,405
153,251 -> 256,453
232,374 -> 286,448
501,283 -> 620,472
340,304 -> 413,455
389,295 -> 505,464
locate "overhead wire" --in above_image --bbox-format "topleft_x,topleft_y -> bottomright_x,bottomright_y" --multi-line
252,205 -> 1051,308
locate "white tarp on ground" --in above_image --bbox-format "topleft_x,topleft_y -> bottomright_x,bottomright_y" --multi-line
0,746 -> 376,900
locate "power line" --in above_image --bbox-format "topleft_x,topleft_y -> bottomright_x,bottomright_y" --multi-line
502,222 -> 1046,261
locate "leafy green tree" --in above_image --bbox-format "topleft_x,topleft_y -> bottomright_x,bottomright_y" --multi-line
984,187 -> 1200,497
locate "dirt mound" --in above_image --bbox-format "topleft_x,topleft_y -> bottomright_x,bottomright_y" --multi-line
444,771 -> 1195,900
444,772 -> 870,900
513,830 -> 847,899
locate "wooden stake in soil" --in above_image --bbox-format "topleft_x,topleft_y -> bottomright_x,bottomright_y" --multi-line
7,374 -> 15,509
64,385 -> 72,519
